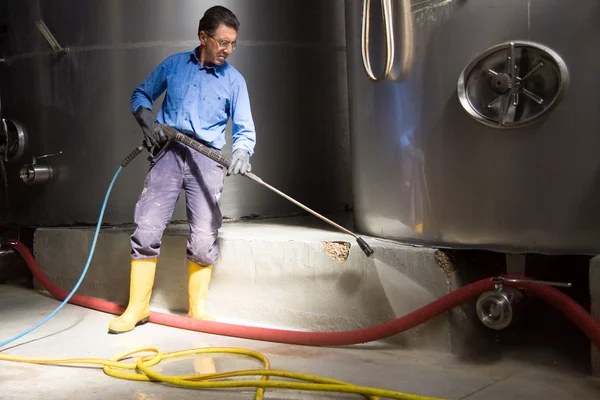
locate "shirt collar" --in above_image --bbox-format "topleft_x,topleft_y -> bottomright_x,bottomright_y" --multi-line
188,47 -> 224,77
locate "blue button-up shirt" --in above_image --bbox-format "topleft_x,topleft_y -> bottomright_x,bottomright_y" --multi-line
131,47 -> 256,156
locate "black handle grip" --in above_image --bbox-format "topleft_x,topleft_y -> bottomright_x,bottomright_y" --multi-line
356,237 -> 374,257
121,144 -> 145,167
161,124 -> 232,169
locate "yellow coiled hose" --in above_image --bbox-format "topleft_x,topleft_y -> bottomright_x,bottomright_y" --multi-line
0,346 -> 446,400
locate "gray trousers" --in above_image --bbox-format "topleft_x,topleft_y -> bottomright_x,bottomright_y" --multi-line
130,140 -> 225,266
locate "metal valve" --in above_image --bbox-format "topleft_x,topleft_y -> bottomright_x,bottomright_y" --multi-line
19,151 -> 63,185
476,276 -> 572,330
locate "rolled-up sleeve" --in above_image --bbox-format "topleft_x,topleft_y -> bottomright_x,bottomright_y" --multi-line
131,57 -> 171,113
230,76 -> 257,156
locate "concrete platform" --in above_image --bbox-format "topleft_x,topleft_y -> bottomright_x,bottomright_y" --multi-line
1,284 -> 599,400
31,215 -> 486,353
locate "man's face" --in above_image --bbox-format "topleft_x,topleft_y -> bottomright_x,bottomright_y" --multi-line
199,24 -> 237,65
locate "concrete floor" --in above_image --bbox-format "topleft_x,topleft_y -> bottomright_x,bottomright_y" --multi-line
1,285 -> 599,399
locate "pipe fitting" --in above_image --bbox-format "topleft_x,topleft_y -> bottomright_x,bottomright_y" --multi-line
476,276 -> 572,330
476,279 -> 524,330
19,151 -> 62,185
20,164 -> 54,184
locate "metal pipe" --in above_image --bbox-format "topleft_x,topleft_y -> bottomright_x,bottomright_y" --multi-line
361,0 -> 414,82
388,0 -> 414,81
361,0 -> 394,81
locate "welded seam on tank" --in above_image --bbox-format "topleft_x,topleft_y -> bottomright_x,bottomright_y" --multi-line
0,40 -> 346,63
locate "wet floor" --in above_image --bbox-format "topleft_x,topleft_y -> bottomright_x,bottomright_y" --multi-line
1,284 -> 599,399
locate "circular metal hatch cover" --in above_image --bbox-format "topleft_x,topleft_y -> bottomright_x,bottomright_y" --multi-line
457,41 -> 569,128
2,119 -> 27,162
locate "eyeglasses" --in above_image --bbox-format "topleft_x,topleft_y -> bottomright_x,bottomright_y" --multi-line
207,33 -> 237,51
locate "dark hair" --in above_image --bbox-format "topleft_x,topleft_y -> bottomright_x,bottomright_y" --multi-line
198,6 -> 240,35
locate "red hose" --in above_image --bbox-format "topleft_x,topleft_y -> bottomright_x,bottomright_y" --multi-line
6,240 -> 600,348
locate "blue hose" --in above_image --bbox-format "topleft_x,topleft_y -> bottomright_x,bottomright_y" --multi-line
0,144 -> 148,348
0,140 -> 154,349
0,165 -> 123,349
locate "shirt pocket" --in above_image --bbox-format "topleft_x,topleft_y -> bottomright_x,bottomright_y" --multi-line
165,73 -> 187,106
198,89 -> 229,126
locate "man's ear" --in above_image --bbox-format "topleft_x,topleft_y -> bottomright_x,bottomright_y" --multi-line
198,32 -> 207,46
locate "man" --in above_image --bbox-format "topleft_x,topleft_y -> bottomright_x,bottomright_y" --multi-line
108,5 -> 256,334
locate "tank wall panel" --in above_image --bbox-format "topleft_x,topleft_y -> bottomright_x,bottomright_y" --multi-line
345,0 -> 600,254
0,0 -> 351,225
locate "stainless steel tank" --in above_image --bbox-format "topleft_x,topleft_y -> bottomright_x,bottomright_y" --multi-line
345,0 -> 600,254
0,0 -> 350,225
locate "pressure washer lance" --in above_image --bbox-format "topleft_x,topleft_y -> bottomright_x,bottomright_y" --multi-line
151,123 -> 373,257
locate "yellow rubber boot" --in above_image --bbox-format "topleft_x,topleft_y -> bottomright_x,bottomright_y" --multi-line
108,258 -> 157,334
188,261 -> 215,321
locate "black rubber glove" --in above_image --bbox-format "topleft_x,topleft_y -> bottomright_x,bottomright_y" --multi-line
228,149 -> 251,175
134,106 -> 167,147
